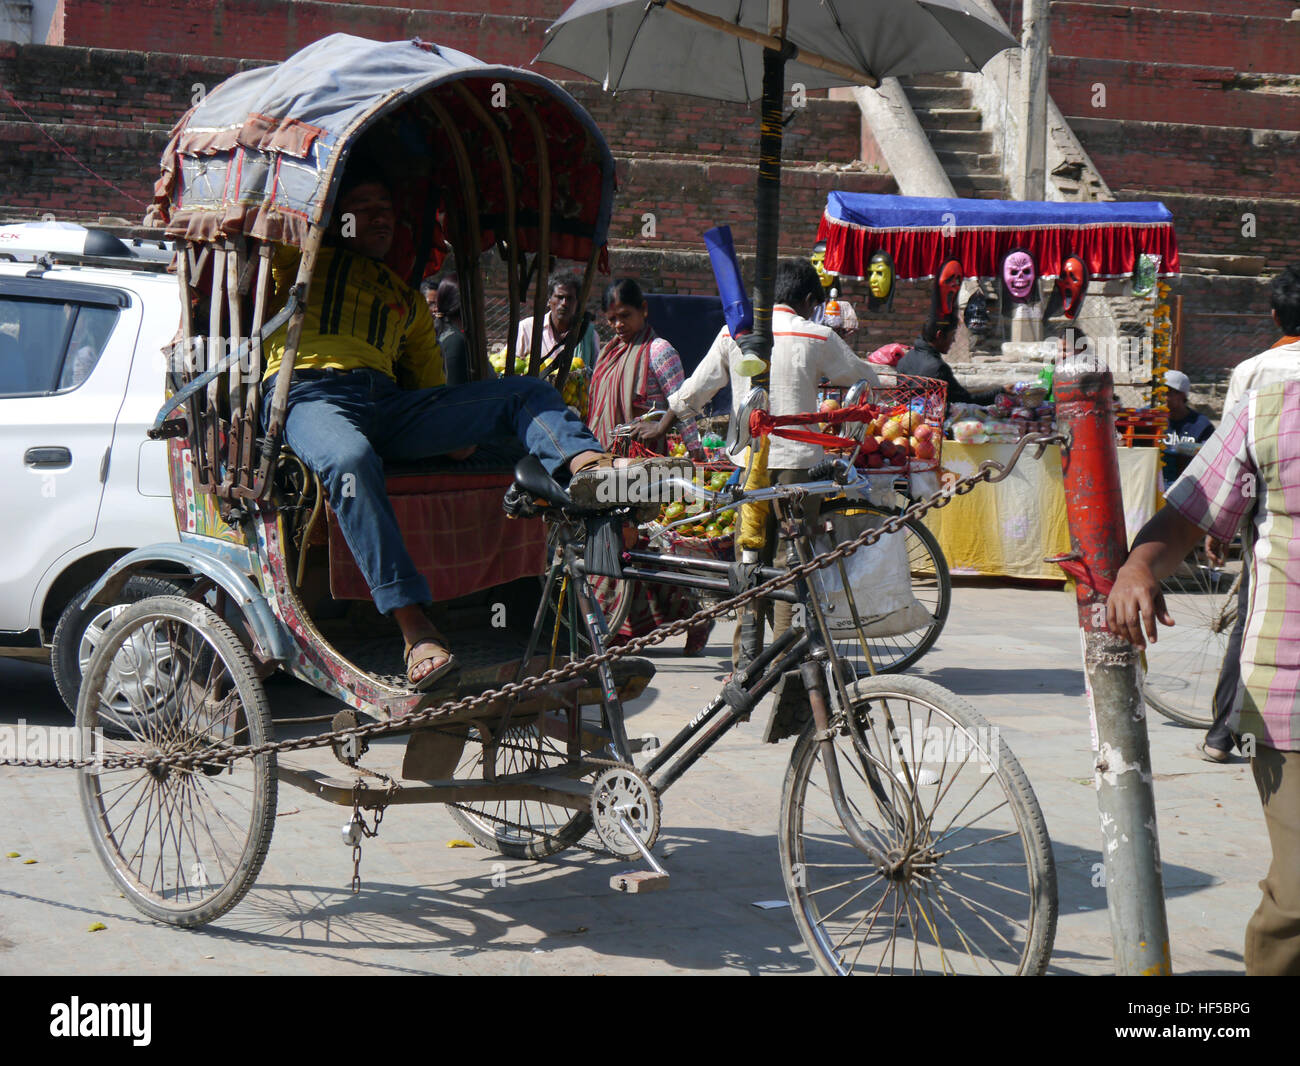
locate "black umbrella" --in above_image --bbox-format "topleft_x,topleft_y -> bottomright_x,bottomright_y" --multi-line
539,0 -> 1017,370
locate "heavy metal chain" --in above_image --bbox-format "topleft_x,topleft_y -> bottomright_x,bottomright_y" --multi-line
0,432 -> 1065,775
348,772 -> 398,893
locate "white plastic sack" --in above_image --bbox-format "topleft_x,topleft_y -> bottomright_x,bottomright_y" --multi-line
810,514 -> 932,637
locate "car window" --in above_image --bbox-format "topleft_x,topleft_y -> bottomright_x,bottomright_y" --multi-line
0,297 -> 120,397
57,305 -> 119,391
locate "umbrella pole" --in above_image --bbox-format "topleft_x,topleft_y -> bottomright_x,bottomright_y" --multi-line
736,43 -> 792,668
749,43 -> 790,378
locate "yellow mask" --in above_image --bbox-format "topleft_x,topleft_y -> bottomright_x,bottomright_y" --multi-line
869,258 -> 893,300
811,250 -> 834,291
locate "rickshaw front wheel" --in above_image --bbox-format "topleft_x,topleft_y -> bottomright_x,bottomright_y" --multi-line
77,595 -> 277,928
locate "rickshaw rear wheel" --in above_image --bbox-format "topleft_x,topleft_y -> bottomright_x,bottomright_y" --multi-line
448,721 -> 594,859
77,595 -> 276,928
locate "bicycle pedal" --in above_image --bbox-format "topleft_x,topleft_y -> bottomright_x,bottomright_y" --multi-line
610,870 -> 670,894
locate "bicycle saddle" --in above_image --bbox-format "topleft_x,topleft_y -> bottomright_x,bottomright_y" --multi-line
511,455 -> 575,510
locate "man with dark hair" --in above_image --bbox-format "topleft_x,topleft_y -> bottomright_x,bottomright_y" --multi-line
896,312 -> 1008,408
668,257 -> 880,664
262,173 -> 671,690
1200,264 -> 1300,762
515,271 -> 598,368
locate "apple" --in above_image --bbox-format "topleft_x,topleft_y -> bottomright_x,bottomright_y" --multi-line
881,418 -> 906,441
913,422 -> 936,443
913,439 -> 937,461
866,418 -> 882,437
819,398 -> 841,413
866,452 -> 884,468
858,434 -> 879,455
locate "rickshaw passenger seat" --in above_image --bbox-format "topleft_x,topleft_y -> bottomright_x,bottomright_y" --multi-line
513,455 -> 574,510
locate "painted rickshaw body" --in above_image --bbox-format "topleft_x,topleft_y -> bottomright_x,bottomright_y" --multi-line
87,34 -> 637,722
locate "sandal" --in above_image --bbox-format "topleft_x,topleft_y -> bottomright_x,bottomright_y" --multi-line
404,631 -> 459,692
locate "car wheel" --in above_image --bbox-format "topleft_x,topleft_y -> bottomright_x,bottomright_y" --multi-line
51,576 -> 183,715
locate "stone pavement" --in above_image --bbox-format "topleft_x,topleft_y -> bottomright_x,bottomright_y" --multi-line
0,581 -> 1265,976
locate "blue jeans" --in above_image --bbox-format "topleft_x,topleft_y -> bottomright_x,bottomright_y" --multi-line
263,369 -> 601,613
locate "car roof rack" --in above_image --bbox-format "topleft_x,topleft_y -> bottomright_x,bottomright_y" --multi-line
0,221 -> 173,274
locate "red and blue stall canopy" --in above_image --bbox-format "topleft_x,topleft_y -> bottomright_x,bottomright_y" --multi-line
816,192 -> 1179,282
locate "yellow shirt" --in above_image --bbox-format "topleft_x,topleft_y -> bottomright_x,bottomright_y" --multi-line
263,244 -> 445,390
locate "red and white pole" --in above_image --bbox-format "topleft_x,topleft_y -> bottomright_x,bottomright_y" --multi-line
1055,355 -> 1172,976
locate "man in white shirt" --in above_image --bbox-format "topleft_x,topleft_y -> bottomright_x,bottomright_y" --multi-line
667,258 -> 880,663
1202,265 -> 1300,761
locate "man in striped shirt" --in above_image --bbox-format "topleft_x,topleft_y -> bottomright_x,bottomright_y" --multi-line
1109,379 -> 1300,974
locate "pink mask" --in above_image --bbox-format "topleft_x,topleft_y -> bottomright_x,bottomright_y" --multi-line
1003,252 -> 1036,300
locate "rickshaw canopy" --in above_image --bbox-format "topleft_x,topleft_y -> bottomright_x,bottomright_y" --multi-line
145,33 -> 617,282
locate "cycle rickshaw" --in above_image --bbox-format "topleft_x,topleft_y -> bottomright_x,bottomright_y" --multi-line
74,34 -> 1057,974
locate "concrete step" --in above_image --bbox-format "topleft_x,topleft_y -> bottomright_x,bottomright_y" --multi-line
900,85 -> 971,109
928,128 -> 994,153
1179,253 -> 1269,276
949,174 -> 1011,197
934,149 -> 1003,176
903,72 -> 965,89
912,107 -> 983,132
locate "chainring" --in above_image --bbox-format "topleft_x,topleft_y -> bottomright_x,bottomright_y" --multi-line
589,764 -> 661,859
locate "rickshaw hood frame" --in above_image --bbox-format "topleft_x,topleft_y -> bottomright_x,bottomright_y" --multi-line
146,33 -> 617,260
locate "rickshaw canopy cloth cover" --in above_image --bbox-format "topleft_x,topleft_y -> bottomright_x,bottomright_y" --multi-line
145,33 -> 616,261
540,0 -> 1018,102
817,193 -> 1180,280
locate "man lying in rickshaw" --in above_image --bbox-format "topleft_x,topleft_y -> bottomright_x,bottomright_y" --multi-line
261,165 -> 675,691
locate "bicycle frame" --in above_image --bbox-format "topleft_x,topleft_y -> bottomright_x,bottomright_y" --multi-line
540,483 -> 902,869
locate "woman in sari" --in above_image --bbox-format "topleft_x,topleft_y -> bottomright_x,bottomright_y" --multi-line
586,279 -> 712,654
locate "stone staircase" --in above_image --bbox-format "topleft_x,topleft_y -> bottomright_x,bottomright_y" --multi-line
899,73 -> 1009,199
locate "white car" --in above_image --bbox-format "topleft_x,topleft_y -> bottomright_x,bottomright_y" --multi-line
0,221 -> 181,711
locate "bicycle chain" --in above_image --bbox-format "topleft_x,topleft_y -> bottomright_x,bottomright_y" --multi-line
0,432 -> 1066,775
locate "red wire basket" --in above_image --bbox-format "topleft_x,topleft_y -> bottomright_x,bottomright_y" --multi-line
819,373 -> 947,473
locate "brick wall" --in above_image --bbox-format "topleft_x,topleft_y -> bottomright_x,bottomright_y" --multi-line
52,0 -> 569,72
560,82 -> 861,168
610,159 -> 893,253
1049,57 -> 1300,134
1058,0 -> 1295,18
1051,3 -> 1300,75
1170,273 -> 1277,379
1070,117 -> 1300,200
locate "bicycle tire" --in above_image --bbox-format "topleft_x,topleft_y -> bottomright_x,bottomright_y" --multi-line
814,499 -> 952,675
77,595 -> 276,927
1142,543 -> 1242,729
779,674 -> 1057,975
